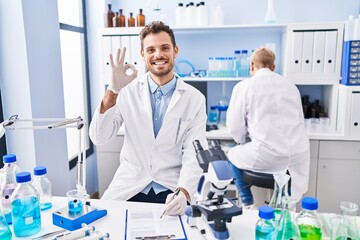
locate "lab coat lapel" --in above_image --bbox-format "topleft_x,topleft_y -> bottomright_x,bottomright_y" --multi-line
138,74 -> 153,130
165,77 -> 186,116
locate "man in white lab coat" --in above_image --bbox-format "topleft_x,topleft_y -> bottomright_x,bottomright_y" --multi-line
89,21 -> 206,216
226,47 -> 310,209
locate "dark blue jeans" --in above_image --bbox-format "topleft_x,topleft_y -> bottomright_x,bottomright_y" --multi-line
230,162 -> 254,206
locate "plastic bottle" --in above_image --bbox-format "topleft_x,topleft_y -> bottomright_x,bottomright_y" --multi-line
255,206 -> 276,240
296,197 -> 322,240
213,4 -> 224,26
0,154 -> 21,224
128,12 -> 135,27
264,0 -> 277,23
32,166 -> 52,211
0,208 -> 12,240
104,4 -> 115,28
208,106 -> 218,124
234,50 -> 242,77
119,9 -> 126,27
11,172 -> 41,237
186,2 -> 196,27
137,9 -> 146,27
196,2 -> 208,26
175,3 -> 186,27
353,14 -> 360,41
344,15 -> 355,41
275,197 -> 301,240
268,174 -> 290,223
240,50 -> 249,77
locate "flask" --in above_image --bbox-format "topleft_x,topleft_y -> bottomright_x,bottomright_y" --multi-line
112,12 -> 120,27
137,9 -> 145,27
196,2 -> 208,26
128,12 -> 135,27
275,197 -> 301,240
32,166 -> 52,211
296,197 -> 322,240
208,106 -> 218,124
332,201 -> 360,239
268,173 -> 290,222
264,0 -> 277,23
255,206 -> 276,240
119,9 -> 126,27
175,3 -> 185,27
344,15 -> 355,41
0,208 -> 12,240
0,154 -> 21,224
104,4 -> 115,28
11,172 -> 41,237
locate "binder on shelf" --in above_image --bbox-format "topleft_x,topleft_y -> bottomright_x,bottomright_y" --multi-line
312,31 -> 326,73
301,31 -> 314,73
350,91 -> 360,136
324,30 -> 338,74
102,36 -> 112,84
291,31 -> 303,73
341,40 -> 360,85
111,36 -> 122,57
129,35 -> 146,76
121,35 -> 132,65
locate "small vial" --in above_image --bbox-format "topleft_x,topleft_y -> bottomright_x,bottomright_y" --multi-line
128,12 -> 135,27
208,106 -> 218,124
255,206 -> 276,240
32,166 -> 53,211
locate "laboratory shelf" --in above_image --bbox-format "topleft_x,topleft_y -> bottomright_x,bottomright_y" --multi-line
182,77 -> 246,82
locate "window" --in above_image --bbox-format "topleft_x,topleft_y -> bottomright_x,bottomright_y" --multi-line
57,0 -> 92,168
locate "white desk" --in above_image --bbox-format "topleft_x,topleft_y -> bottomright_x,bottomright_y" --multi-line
12,196 -> 258,240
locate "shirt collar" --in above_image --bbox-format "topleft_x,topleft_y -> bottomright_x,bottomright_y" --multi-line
148,75 -> 177,95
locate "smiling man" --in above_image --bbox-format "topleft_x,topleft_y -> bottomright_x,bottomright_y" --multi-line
89,21 -> 207,216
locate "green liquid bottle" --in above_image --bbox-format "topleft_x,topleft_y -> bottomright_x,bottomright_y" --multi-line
296,197 -> 322,240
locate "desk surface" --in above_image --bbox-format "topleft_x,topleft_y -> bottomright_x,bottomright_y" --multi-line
12,196 -> 258,240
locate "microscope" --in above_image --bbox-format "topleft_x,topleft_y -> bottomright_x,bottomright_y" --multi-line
185,140 -> 242,240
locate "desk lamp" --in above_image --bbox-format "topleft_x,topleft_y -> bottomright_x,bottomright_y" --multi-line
0,115 -> 107,231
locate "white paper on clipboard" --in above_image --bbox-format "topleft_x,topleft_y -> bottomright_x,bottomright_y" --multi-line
124,206 -> 187,240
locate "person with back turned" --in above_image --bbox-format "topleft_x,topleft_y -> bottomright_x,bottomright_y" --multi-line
226,47 -> 310,209
89,21 -> 207,216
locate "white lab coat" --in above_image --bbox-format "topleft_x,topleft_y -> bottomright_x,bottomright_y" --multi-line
226,68 -> 310,201
89,73 -> 207,201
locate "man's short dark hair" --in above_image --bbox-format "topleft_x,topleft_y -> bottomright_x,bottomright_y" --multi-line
140,21 -> 176,50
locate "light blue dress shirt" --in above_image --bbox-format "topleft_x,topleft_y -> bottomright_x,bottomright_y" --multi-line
141,75 -> 177,195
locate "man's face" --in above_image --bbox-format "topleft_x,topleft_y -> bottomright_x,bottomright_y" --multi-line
141,32 -> 178,78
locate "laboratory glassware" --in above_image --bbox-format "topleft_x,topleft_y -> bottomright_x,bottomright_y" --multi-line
104,4 -> 115,28
0,207 -> 12,240
119,9 -> 126,27
331,201 -> 360,240
0,153 -> 21,224
137,9 -> 145,27
264,0 -> 277,23
128,13 -> 135,27
268,173 -> 290,222
255,206 -> 276,240
32,166 -> 53,211
296,197 -> 322,240
275,197 -> 301,240
11,172 -> 41,237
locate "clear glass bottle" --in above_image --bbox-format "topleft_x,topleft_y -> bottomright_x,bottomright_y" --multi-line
0,153 -> 21,224
0,208 -> 12,240
275,197 -> 301,240
32,166 -> 52,211
128,12 -> 135,27
208,106 -> 218,125
256,206 -> 276,240
264,0 -> 277,23
104,4 -> 115,28
119,9 -> 126,27
296,197 -> 322,240
268,173 -> 290,222
112,12 -> 119,27
332,201 -> 360,240
11,172 -> 41,237
137,9 -> 145,27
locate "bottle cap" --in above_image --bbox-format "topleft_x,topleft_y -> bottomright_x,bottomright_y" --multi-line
302,197 -> 318,210
34,166 -> 47,176
258,206 -> 274,220
178,3 -> 183,7
16,172 -> 31,183
242,49 -> 248,54
210,106 -> 217,110
217,105 -> 228,111
234,50 -> 241,54
3,154 -> 16,163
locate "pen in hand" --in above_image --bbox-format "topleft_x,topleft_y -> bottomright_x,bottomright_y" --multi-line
160,188 -> 181,218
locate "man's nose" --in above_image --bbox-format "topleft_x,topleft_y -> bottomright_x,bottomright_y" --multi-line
154,49 -> 163,58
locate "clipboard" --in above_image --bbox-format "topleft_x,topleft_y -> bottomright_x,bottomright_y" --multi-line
124,207 -> 187,240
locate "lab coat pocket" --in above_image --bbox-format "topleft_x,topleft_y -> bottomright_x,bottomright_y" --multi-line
158,118 -> 191,147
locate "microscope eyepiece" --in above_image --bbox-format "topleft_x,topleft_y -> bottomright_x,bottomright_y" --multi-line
193,139 -> 203,152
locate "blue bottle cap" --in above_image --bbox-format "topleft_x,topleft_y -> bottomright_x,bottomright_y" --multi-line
258,206 -> 274,220
234,50 -> 241,54
210,106 -> 217,110
217,105 -> 228,111
16,172 -> 31,183
3,154 -> 16,163
302,197 -> 318,210
34,166 -> 47,176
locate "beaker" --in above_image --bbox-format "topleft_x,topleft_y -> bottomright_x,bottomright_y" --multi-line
67,190 -> 83,214
268,173 -> 290,222
275,196 -> 301,240
0,208 -> 11,240
331,201 -> 360,240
